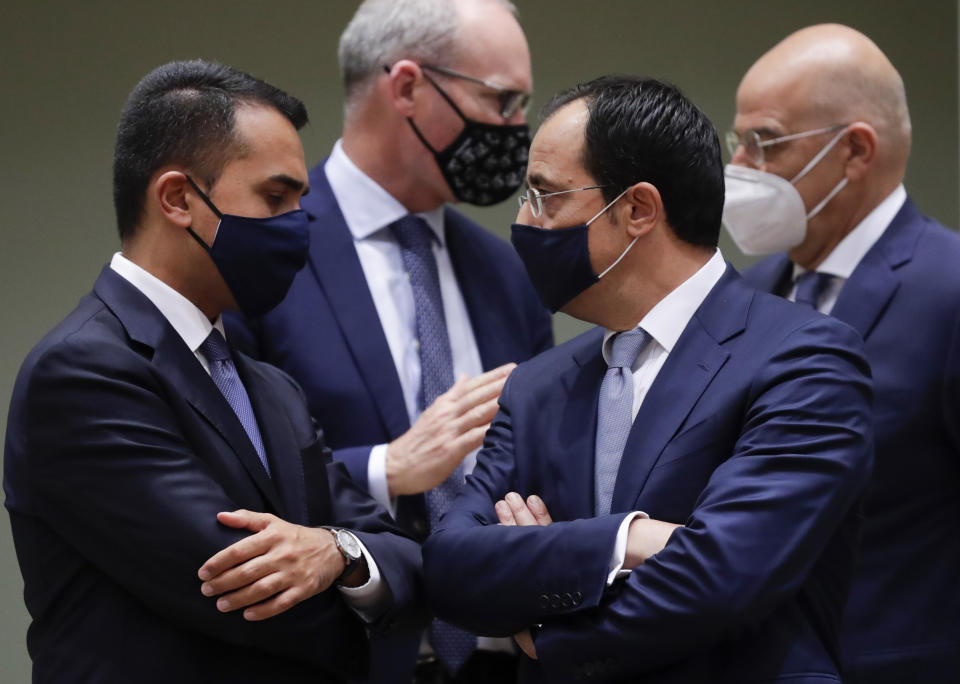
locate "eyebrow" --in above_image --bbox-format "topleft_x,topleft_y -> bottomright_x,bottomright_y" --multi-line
526,171 -> 560,192
269,174 -> 310,196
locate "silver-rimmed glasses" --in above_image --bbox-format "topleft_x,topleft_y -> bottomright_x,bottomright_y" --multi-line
725,123 -> 848,166
422,64 -> 531,119
517,185 -> 609,218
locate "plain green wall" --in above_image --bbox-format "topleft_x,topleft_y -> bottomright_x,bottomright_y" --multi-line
1,2 -> 956,680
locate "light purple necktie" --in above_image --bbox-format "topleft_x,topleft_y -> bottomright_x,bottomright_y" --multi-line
595,328 -> 649,516
199,329 -> 270,476
390,215 -> 475,674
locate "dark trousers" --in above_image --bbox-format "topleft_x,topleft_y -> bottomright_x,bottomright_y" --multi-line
412,651 -> 520,684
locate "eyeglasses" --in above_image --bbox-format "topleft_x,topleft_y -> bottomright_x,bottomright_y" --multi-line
725,123 -> 848,167
518,185 -> 609,218
422,64 -> 531,119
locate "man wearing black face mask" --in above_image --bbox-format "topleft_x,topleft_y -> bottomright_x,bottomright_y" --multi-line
224,1 -> 552,682
3,60 -> 425,684
422,76 -> 875,684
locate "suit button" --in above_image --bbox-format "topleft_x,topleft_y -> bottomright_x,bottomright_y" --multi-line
572,590 -> 583,605
538,593 -> 550,608
550,593 -> 562,609
561,592 -> 574,608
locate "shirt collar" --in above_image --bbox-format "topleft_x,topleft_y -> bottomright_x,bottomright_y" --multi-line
109,252 -> 224,353
793,183 -> 907,281
324,139 -> 446,245
602,248 -> 727,362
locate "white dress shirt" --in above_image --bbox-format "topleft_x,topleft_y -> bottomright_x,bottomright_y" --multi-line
109,253 -> 385,616
788,184 -> 907,313
324,140 -> 485,514
602,249 -> 728,581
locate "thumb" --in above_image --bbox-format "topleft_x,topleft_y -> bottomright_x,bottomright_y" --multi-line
216,509 -> 272,532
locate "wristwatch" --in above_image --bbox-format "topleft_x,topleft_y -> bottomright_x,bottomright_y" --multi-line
329,528 -> 363,583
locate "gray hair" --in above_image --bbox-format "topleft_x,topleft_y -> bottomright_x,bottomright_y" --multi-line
338,0 -> 516,103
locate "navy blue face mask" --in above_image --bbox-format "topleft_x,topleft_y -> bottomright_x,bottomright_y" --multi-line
510,189 -> 635,313
185,176 -> 310,318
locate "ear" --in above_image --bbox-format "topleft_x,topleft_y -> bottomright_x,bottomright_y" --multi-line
842,122 -> 877,182
622,182 -> 662,238
385,60 -> 422,118
154,170 -> 193,229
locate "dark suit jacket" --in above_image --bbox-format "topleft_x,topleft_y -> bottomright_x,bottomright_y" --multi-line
3,268 -> 425,684
743,198 -> 960,683
422,266 -> 875,683
225,159 -> 553,684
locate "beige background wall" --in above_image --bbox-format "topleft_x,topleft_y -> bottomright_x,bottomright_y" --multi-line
1,2 -> 956,680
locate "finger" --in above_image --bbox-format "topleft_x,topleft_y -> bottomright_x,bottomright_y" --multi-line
438,373 -> 472,402
243,586 -> 308,621
527,495 -> 553,526
447,423 -> 491,462
455,375 -> 508,417
201,555 -> 272,597
506,491 -> 538,526
456,396 -> 501,432
457,363 -> 516,397
495,500 -> 516,525
216,509 -> 273,531
214,571 -> 288,613
199,530 -> 274,581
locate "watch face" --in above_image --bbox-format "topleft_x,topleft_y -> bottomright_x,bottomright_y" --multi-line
337,530 -> 362,560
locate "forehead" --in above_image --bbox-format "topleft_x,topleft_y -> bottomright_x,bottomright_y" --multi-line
526,99 -> 591,188
221,104 -> 307,183
734,66 -> 817,135
452,1 -> 532,92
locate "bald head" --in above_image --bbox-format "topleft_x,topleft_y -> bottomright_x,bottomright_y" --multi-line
739,24 -> 911,176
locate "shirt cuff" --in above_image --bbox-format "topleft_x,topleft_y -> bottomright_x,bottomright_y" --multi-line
368,443 -> 398,518
607,511 -> 649,585
337,534 -> 391,622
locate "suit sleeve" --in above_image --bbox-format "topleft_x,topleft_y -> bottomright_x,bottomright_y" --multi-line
943,305 -> 960,452
19,337 -> 393,674
532,318 -> 874,682
422,372 -> 628,636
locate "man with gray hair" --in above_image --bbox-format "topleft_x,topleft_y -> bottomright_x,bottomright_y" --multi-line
725,24 -> 960,682
226,1 -> 551,682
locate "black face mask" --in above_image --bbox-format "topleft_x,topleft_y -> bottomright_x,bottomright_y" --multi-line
408,72 -> 530,206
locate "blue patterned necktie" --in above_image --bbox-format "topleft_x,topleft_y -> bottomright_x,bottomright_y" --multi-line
793,271 -> 833,310
199,329 -> 270,476
595,328 -> 650,516
390,214 -> 475,673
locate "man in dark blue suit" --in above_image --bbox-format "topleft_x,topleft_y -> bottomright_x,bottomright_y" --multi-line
724,25 -> 960,683
226,1 -> 551,681
422,76 -> 875,683
3,60 -> 424,684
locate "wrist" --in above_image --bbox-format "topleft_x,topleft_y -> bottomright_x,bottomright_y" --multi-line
326,528 -> 364,585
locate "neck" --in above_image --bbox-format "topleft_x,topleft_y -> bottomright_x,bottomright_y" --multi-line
341,116 -> 448,214
123,233 -> 224,321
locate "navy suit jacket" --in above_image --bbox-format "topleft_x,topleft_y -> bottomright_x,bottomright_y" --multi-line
224,158 -> 553,682
743,198 -> 960,683
423,266 -> 874,683
4,268 -> 425,684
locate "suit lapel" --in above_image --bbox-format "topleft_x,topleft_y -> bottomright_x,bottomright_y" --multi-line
551,330 -> 606,520
94,268 -> 285,513
301,164 -> 411,440
235,354 -> 307,523
610,268 -> 745,511
830,198 -> 921,340
446,210 -> 508,369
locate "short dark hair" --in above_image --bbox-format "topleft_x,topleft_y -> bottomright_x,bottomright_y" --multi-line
540,76 -> 724,248
113,59 -> 308,240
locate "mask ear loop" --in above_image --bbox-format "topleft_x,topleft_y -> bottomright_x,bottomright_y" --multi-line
587,188 -> 639,279
789,126 -> 848,184
184,175 -> 223,250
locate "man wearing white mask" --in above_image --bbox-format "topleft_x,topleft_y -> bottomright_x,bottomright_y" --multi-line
725,24 -> 960,683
